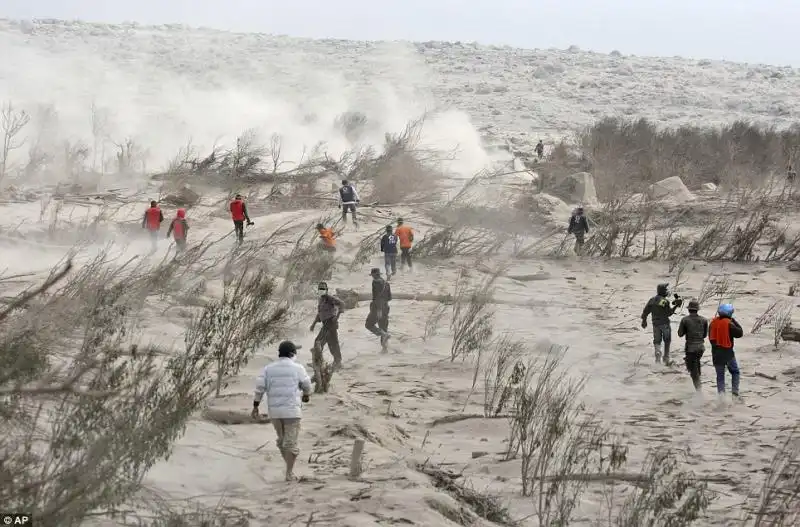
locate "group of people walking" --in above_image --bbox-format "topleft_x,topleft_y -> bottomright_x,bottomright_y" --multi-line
641,283 -> 744,397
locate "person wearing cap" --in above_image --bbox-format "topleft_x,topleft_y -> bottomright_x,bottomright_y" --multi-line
310,281 -> 345,369
229,194 -> 254,244
567,206 -> 589,255
365,268 -> 392,351
251,340 -> 312,481
394,218 -> 414,272
677,299 -> 709,391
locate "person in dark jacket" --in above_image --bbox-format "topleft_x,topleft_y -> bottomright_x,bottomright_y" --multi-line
338,179 -> 360,228
535,140 -> 544,160
229,194 -> 254,244
310,281 -> 345,369
166,208 -> 190,252
641,283 -> 683,365
142,200 -> 164,253
708,303 -> 744,396
380,225 -> 399,278
365,268 -> 392,351
567,207 -> 589,255
677,299 -> 708,391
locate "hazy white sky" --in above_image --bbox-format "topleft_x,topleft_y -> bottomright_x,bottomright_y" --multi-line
3,0 -> 797,66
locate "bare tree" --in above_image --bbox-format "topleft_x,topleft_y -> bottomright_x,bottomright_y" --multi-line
0,101 -> 31,181
90,101 -> 110,173
747,428 -> 800,527
449,269 -> 497,362
186,268 -> 288,397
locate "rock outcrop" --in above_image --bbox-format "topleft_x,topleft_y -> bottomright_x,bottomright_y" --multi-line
551,172 -> 598,205
648,176 -> 695,204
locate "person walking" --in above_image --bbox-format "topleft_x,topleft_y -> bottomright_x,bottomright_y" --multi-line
166,208 -> 190,252
395,218 -> 414,272
535,140 -> 544,160
709,303 -> 744,397
252,341 -> 312,482
230,194 -> 254,244
338,179 -> 360,228
364,268 -> 391,351
567,206 -> 590,255
142,200 -> 164,253
316,223 -> 337,252
677,299 -> 708,391
310,281 -> 345,369
641,283 -> 682,365
380,224 -> 398,278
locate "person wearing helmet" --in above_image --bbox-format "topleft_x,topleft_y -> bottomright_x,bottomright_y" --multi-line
567,206 -> 590,255
641,283 -> 683,364
166,208 -> 190,252
338,179 -> 360,228
365,268 -> 392,351
309,281 -> 345,369
677,299 -> 709,391
708,303 -> 744,397
380,224 -> 399,277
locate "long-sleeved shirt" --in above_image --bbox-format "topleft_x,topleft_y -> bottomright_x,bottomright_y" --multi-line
678,313 -> 708,349
642,295 -> 676,326
371,277 -> 392,306
315,294 -> 344,323
254,357 -> 312,419
568,214 -> 589,234
380,233 -> 398,254
338,184 -> 360,205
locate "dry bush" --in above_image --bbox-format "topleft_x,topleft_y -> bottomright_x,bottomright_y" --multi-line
576,117 -> 800,198
0,255 -> 216,527
751,299 -> 794,349
482,335 -> 526,417
347,226 -> 386,271
414,226 -> 507,261
118,498 -> 252,527
186,268 -> 288,397
581,194 -> 655,258
0,100 -> 31,181
449,269 -> 497,362
697,272 -> 737,307
746,428 -> 800,526
615,449 -> 713,527
280,220 -> 338,299
423,301 -> 449,341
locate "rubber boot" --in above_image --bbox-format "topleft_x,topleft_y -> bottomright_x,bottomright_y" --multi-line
662,342 -> 672,366
653,344 -> 662,364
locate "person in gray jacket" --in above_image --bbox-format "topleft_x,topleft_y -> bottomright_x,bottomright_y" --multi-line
252,341 -> 312,481
641,283 -> 683,365
310,281 -> 345,369
365,268 -> 391,351
677,299 -> 708,391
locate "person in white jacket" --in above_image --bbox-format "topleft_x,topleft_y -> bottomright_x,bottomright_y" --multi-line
251,341 -> 313,481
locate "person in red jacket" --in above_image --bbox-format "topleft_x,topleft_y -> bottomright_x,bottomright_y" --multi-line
230,194 -> 254,244
166,208 -> 190,252
141,200 -> 163,252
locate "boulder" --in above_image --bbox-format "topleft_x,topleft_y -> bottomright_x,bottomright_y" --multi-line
519,193 -> 573,221
701,182 -> 718,192
552,172 -> 598,205
648,176 -> 695,204
162,185 -> 200,207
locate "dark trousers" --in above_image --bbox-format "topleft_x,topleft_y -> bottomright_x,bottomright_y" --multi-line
573,230 -> 586,255
342,203 -> 358,224
400,247 -> 412,269
174,238 -> 187,252
314,318 -> 341,364
384,253 -> 397,276
684,346 -> 704,391
365,302 -> 389,336
233,220 -> 244,243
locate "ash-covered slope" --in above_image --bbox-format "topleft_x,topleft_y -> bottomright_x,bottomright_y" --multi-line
0,17 -> 797,157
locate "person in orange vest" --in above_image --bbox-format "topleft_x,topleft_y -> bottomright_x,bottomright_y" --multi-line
394,218 -> 414,271
141,200 -> 164,252
229,194 -> 254,244
708,303 -> 744,397
166,208 -> 190,252
316,223 -> 336,252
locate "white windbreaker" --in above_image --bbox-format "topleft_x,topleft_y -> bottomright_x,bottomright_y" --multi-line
254,358 -> 312,419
